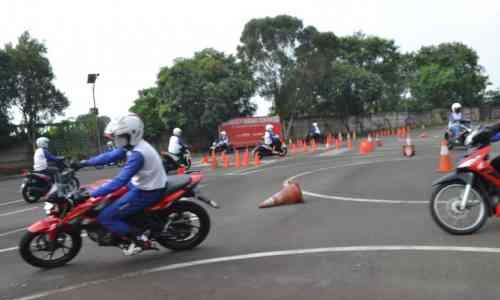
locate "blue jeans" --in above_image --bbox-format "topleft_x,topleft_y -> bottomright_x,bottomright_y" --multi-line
450,125 -> 460,138
97,185 -> 165,236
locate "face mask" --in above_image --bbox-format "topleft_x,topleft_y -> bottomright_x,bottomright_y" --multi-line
114,136 -> 128,148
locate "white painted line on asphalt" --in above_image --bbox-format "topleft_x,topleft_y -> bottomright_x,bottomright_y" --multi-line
0,206 -> 39,217
0,199 -> 24,207
285,157 -> 432,204
8,245 -> 500,300
0,227 -> 26,237
0,246 -> 18,254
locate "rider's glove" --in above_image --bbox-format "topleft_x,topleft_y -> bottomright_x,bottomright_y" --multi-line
69,189 -> 90,205
70,160 -> 85,171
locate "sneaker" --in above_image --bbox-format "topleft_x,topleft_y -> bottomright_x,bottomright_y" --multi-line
121,234 -> 155,256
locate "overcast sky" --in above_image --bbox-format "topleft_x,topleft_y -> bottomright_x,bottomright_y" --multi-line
1,0 -> 499,123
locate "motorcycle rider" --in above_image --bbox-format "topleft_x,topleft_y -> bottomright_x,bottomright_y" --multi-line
309,122 -> 321,142
72,113 -> 168,255
214,130 -> 230,151
33,137 -> 64,182
168,127 -> 188,157
263,124 -> 279,153
448,102 -> 464,138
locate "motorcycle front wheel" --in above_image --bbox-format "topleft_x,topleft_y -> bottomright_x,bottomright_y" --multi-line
19,230 -> 82,269
430,182 -> 488,235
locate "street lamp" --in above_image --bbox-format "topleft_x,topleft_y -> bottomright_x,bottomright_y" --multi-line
87,73 -> 101,153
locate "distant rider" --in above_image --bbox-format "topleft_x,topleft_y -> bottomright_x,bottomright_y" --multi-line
448,102 -> 464,138
33,137 -> 64,182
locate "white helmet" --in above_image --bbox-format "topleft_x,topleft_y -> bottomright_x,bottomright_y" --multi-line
265,124 -> 273,131
173,128 -> 182,137
108,113 -> 144,147
451,102 -> 462,113
36,137 -> 50,148
220,131 -> 227,136
313,122 -> 318,127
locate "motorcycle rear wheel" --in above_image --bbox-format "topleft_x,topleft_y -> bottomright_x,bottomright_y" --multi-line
155,201 -> 210,251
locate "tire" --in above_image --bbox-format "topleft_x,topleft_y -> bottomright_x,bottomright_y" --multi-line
22,184 -> 42,204
184,158 -> 192,170
430,181 -> 488,235
155,201 -> 210,251
278,147 -> 288,157
68,176 -> 80,192
19,230 -> 82,269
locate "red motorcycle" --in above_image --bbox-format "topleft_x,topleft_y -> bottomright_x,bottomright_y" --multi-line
19,173 -> 218,269
431,127 -> 500,234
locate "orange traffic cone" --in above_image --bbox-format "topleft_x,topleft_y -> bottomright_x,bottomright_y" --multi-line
303,140 -> 308,154
402,134 -> 415,157
200,154 -> 209,165
347,133 -> 353,150
234,150 -> 241,168
291,142 -> 297,156
223,154 -> 230,168
335,137 -> 340,149
437,140 -> 453,173
367,134 -> 374,152
254,152 -> 261,167
259,181 -> 304,208
211,151 -> 218,170
311,139 -> 317,153
242,149 -> 249,167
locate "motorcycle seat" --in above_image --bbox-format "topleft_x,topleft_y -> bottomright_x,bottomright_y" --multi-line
163,175 -> 192,194
29,172 -> 51,180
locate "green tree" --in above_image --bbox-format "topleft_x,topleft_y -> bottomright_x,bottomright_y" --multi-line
238,15 -> 305,119
4,31 -> 69,150
131,48 -> 256,146
410,42 -> 489,110
337,32 -> 405,112
0,48 -> 15,144
130,88 -> 164,141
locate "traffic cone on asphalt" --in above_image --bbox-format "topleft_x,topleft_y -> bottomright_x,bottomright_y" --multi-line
402,134 -> 415,157
291,142 -> 297,156
254,152 -> 261,167
303,140 -> 308,154
359,140 -> 370,155
347,133 -> 353,150
201,154 -> 209,165
211,151 -> 218,170
223,154 -> 230,168
311,139 -> 317,153
259,181 -> 304,208
367,134 -> 374,152
353,131 -> 357,141
437,140 -> 454,173
234,150 -> 241,168
335,137 -> 341,149
242,149 -> 249,167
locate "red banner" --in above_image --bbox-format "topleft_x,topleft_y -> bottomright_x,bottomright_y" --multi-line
219,116 -> 283,148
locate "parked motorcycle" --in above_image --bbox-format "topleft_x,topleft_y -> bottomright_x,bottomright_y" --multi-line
430,126 -> 500,235
19,173 -> 218,269
444,119 -> 472,150
252,139 -> 287,159
20,159 -> 80,204
161,147 -> 192,172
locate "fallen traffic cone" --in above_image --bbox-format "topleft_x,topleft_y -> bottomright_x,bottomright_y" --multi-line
242,149 -> 249,167
234,150 -> 241,168
259,181 -> 304,208
402,135 -> 415,157
437,140 -> 454,173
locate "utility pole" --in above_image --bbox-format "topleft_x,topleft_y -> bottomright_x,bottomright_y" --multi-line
87,73 -> 101,153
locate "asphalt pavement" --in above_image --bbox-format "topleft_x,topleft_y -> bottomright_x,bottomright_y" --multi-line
2,130 -> 500,300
